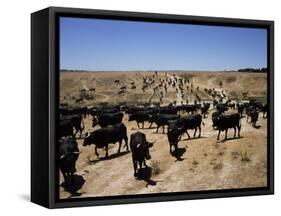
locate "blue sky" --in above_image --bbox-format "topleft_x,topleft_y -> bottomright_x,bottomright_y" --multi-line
60,17 -> 267,71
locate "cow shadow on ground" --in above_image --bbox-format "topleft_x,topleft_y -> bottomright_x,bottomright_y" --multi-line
131,126 -> 157,130
89,151 -> 130,164
136,167 -> 157,187
171,148 -> 187,161
152,130 -> 169,134
253,125 -> 261,129
61,174 -> 85,197
217,136 -> 243,143
180,136 -> 206,141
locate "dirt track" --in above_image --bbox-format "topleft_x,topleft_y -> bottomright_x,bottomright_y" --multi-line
59,71 -> 267,199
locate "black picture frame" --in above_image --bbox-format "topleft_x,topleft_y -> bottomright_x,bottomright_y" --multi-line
31,6 -> 274,208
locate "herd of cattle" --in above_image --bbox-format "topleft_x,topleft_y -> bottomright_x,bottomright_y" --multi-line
70,72 -> 241,107
59,98 -> 268,191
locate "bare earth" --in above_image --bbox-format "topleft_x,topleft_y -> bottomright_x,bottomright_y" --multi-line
59,71 -> 267,199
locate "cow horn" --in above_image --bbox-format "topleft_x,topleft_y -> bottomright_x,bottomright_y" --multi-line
73,151 -> 81,155
136,143 -> 141,148
60,155 -> 66,160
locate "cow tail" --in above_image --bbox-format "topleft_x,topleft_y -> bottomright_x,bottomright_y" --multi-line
239,116 -> 242,129
81,117 -> 85,131
201,121 -> 205,127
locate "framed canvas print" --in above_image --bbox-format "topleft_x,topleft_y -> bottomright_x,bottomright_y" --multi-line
31,7 -> 274,208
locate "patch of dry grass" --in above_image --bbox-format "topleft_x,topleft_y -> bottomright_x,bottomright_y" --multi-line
151,160 -> 161,175
240,151 -> 251,162
210,162 -> 223,170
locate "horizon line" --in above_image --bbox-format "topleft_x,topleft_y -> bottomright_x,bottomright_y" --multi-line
60,68 -> 267,72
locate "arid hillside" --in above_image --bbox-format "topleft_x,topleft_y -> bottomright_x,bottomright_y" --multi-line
60,71 -> 267,106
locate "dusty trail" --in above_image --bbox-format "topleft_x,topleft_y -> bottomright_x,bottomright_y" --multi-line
167,74 -> 183,105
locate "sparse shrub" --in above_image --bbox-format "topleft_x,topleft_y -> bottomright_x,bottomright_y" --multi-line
226,76 -> 237,83
192,160 -> 199,166
218,151 -> 224,156
151,160 -> 161,175
240,151 -> 250,162
210,162 -> 223,170
231,151 -> 240,159
213,163 -> 223,169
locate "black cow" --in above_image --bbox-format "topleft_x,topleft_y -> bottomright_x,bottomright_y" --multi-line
98,107 -> 120,115
83,123 -> 129,158
216,103 -> 228,113
213,113 -> 241,140
75,98 -> 83,103
237,104 -> 245,117
59,120 -> 74,138
88,107 -> 98,117
125,106 -> 142,114
60,114 -> 84,137
213,99 -> 218,107
92,112 -> 123,128
249,100 -> 262,110
118,89 -> 125,95
200,104 -> 210,118
167,120 -> 184,154
261,104 -> 268,118
228,103 -> 235,109
130,131 -> 154,177
149,114 -> 178,133
128,109 -> 158,128
248,108 -> 259,127
184,104 -> 197,114
60,102 -> 68,107
245,106 -> 254,122
59,136 -> 80,189
60,107 -> 88,118
212,111 -> 221,129
177,114 -> 204,139
159,106 -> 178,115
203,102 -> 210,109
